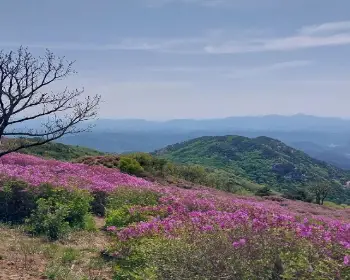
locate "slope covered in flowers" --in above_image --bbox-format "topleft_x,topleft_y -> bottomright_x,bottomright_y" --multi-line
0,153 -> 153,191
105,186 -> 350,278
0,152 -> 349,278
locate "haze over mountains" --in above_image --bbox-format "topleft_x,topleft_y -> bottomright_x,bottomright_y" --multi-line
62,114 -> 350,133
55,114 -> 350,169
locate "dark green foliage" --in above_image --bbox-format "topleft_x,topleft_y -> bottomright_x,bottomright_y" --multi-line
255,186 -> 273,197
0,180 -> 35,223
282,188 -> 313,202
155,135 -> 350,204
91,190 -> 109,216
26,197 -> 71,240
24,186 -> 94,240
0,179 -> 95,239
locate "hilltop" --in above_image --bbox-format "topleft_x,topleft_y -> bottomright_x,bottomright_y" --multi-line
2,138 -> 104,161
155,135 -> 350,204
57,115 -> 350,169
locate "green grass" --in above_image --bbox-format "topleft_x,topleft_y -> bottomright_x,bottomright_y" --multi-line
3,138 -> 105,161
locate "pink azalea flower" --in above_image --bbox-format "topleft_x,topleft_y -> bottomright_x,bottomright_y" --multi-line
344,255 -> 350,266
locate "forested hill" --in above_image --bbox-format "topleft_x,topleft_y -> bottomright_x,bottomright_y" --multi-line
155,135 -> 350,204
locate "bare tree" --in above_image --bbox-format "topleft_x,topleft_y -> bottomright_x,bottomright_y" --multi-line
0,47 -> 100,157
309,182 -> 332,205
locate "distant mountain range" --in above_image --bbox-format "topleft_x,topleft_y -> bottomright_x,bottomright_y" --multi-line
86,114 -> 350,133
54,115 -> 350,169
154,135 -> 350,204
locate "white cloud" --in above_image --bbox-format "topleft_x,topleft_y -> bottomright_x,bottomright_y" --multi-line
147,60 -> 312,79
225,60 -> 312,79
204,21 -> 350,54
2,21 -> 350,55
0,38 -> 205,54
299,21 -> 350,35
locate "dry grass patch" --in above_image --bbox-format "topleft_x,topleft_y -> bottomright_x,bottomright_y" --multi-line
0,218 -> 113,280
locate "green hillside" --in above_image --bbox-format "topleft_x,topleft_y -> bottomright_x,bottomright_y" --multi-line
12,139 -> 104,161
155,135 -> 350,204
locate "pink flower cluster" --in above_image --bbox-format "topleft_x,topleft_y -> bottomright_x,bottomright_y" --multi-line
0,153 -> 153,191
232,238 -> 246,248
107,187 -> 350,265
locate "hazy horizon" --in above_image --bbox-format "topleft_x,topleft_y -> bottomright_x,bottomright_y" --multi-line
93,114 -> 350,122
1,0 -> 350,120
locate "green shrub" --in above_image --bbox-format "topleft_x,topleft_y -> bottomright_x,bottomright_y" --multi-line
26,197 -> 70,240
37,186 -> 93,228
106,206 -> 130,228
105,206 -> 148,228
61,247 -> 80,264
83,214 -> 97,231
26,187 -> 94,240
65,188 -> 93,229
107,188 -> 159,210
282,188 -> 313,202
255,186 -> 273,197
119,157 -> 145,176
105,205 -> 167,229
0,180 -> 36,223
104,188 -> 161,229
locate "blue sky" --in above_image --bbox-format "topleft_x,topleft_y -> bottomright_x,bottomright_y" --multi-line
1,0 -> 350,119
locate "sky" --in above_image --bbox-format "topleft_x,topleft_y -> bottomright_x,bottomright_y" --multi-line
1,0 -> 350,120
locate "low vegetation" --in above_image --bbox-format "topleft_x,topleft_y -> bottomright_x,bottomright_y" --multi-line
3,138 -> 104,161
77,153 -> 261,194
101,186 -> 350,279
0,180 -> 95,240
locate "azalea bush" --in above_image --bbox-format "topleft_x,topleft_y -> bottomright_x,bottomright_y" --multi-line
105,188 -> 350,279
111,230 -> 350,280
0,153 -> 153,192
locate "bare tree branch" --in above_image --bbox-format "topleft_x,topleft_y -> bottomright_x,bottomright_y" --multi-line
0,46 -> 101,156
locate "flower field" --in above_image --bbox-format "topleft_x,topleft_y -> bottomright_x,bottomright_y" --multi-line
0,153 -> 349,279
0,153 -> 152,191
105,186 -> 350,278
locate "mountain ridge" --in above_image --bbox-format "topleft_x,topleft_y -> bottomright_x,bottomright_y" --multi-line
55,115 -> 350,169
154,135 -> 350,204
